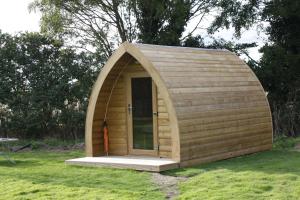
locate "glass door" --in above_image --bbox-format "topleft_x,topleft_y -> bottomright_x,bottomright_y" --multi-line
126,73 -> 158,156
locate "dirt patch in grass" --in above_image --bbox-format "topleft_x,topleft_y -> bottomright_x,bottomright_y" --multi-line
152,173 -> 188,199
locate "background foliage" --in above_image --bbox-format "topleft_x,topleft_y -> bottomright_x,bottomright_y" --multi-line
0,31 -> 101,139
0,0 -> 299,139
253,0 -> 300,136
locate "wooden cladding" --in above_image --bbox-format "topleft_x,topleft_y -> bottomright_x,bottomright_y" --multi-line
90,60 -> 173,158
86,42 -> 272,167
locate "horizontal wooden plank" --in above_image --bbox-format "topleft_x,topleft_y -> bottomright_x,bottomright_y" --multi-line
175,101 -> 268,114
179,117 -> 271,134
107,131 -> 127,137
169,86 -> 261,94
161,71 -> 251,78
180,134 -> 271,158
173,95 -> 266,107
158,119 -> 170,126
106,113 -> 126,120
159,151 -> 172,158
159,145 -> 172,152
158,113 -> 169,119
92,141 -> 103,146
156,66 -> 250,72
172,91 -> 265,102
153,61 -> 247,69
137,44 -> 230,54
159,138 -> 172,146
181,138 -> 272,161
149,57 -> 244,65
144,51 -> 239,61
158,125 -> 171,132
107,126 -> 126,132
107,101 -> 126,107
158,134 -> 171,139
166,80 -> 259,88
181,128 -> 271,146
108,143 -> 127,149
126,67 -> 145,73
180,122 -> 271,140
92,136 -> 102,141
105,119 -> 126,125
109,138 -> 127,144
179,111 -> 270,127
165,76 -> 257,83
99,86 -> 125,93
158,106 -> 168,113
180,144 -> 272,166
97,95 -> 125,102
138,44 -> 233,56
158,99 -> 165,106
106,107 -> 126,112
177,106 -> 269,120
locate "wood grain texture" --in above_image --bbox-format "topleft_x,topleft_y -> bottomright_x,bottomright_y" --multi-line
88,59 -> 173,158
157,91 -> 172,158
85,42 -> 272,168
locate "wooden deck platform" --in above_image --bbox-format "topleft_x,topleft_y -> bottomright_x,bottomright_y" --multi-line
65,156 -> 179,172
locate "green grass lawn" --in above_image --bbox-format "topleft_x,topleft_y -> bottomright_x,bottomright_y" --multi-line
0,151 -> 164,200
165,137 -> 300,200
1,137 -> 300,200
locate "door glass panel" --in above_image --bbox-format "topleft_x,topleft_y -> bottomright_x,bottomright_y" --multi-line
131,77 -> 153,150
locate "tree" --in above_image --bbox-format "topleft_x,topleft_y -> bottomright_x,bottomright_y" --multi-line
31,0 -> 240,57
22,0 -> 300,138
0,31 -> 100,139
256,0 -> 300,136
205,0 -> 300,136
208,0 -> 264,37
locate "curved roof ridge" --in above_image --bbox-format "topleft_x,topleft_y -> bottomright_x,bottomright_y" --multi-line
132,42 -> 230,52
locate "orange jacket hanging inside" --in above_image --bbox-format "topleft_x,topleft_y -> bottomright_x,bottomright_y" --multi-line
103,121 -> 109,156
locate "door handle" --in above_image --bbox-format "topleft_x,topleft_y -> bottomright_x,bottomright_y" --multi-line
153,112 -> 158,116
128,104 -> 132,114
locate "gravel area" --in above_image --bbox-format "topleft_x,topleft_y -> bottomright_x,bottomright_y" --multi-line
152,173 -> 188,199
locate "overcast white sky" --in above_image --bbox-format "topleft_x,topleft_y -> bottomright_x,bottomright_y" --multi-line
0,0 -> 41,33
0,0 -> 267,60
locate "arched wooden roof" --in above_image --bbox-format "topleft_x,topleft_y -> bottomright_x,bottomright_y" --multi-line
86,42 -> 273,163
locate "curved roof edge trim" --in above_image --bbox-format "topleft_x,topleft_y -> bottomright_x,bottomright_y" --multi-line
85,41 -> 181,161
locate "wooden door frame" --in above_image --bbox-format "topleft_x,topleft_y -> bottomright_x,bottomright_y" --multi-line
125,72 -> 158,156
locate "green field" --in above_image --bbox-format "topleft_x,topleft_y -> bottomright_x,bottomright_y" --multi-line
1,138 -> 300,200
0,151 -> 163,200
166,149 -> 300,199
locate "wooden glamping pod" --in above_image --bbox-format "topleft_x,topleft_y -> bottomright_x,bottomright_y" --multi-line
66,42 -> 273,171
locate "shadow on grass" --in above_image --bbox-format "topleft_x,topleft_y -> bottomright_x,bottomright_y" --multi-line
0,159 -> 40,168
163,150 -> 300,177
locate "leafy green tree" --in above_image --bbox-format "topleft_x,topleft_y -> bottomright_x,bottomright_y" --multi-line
30,0 -> 232,56
0,31 -> 100,139
132,0 -> 195,45
256,0 -> 300,136
209,0 -> 264,37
